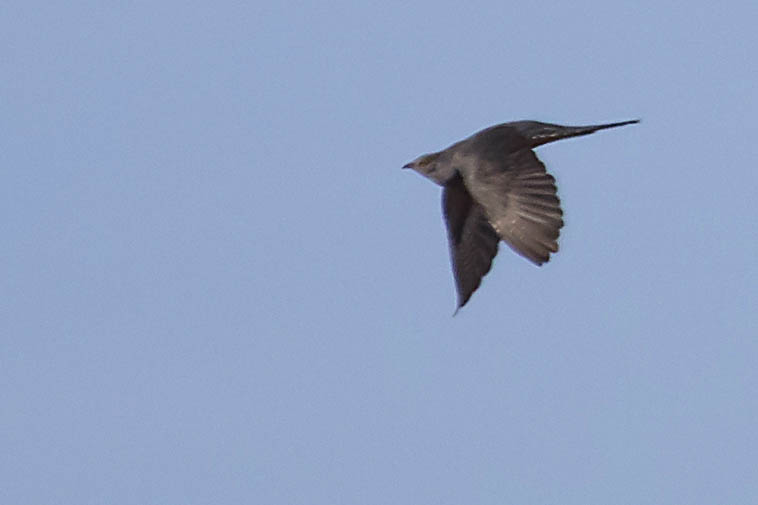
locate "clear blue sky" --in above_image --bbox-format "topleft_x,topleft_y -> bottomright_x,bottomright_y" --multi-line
3,2 -> 757,504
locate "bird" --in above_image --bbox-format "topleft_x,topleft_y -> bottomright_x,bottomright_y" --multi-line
403,119 -> 639,312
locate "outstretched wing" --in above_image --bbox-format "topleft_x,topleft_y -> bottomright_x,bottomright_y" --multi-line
442,175 -> 501,310
465,148 -> 564,265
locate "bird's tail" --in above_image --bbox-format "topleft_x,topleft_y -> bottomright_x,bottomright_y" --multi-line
523,119 -> 639,147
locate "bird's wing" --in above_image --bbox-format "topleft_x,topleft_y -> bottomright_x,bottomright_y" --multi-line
465,148 -> 564,266
442,175 -> 501,310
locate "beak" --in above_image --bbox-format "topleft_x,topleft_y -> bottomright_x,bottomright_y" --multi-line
402,162 -> 413,169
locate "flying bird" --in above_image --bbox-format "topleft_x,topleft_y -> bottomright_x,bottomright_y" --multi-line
403,119 -> 639,312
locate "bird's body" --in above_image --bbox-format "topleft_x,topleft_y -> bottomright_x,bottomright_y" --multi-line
403,119 -> 638,311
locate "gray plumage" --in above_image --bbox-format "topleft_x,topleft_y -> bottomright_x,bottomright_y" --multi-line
403,119 -> 639,311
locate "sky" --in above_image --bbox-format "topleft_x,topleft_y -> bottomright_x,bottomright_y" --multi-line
2,1 -> 757,504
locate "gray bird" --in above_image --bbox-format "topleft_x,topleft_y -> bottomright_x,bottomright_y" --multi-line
403,119 -> 638,311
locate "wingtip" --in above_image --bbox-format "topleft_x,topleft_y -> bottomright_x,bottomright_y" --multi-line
453,293 -> 473,316
452,298 -> 469,316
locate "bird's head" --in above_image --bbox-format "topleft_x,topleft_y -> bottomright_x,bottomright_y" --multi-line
403,152 -> 440,172
402,152 -> 450,185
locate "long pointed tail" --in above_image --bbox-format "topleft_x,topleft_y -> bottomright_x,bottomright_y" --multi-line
523,119 -> 639,147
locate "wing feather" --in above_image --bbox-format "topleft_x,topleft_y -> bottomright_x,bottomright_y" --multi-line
464,149 -> 564,266
442,176 -> 500,310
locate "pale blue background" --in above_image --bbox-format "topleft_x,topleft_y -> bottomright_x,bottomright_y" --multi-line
3,2 -> 757,504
